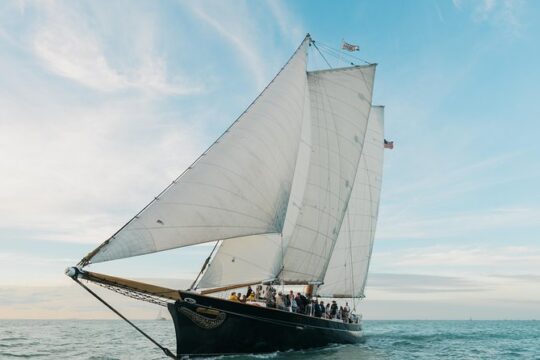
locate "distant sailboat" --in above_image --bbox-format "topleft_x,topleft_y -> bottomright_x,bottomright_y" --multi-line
156,308 -> 167,321
66,34 -> 388,358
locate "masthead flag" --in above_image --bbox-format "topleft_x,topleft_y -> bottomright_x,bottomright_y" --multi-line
384,139 -> 394,149
342,41 -> 360,52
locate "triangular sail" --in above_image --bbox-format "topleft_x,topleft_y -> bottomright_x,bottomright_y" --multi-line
279,65 -> 377,284
195,234 -> 281,289
196,86 -> 313,289
318,106 -> 384,298
82,37 -> 310,265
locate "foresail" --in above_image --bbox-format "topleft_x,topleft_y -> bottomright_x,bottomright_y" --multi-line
279,65 -> 377,284
318,106 -> 384,298
83,37 -> 310,265
195,234 -> 281,290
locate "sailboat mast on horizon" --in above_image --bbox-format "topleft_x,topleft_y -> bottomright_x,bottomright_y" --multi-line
66,33 -> 390,358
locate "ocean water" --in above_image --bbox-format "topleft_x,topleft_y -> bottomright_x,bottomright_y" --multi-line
0,320 -> 538,359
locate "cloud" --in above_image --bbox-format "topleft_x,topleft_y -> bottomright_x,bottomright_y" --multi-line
0,280 -> 190,319
372,245 -> 540,276
0,86 -> 206,244
265,0 -> 305,44
184,0 -> 304,91
367,273 -> 486,294
378,206 -> 540,240
452,0 -> 525,36
31,1 -> 203,94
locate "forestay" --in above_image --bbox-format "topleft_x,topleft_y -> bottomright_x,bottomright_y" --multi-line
82,37 -> 310,265
279,65 -> 377,284
318,106 -> 384,298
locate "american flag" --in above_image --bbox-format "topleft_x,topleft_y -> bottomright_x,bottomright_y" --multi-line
384,139 -> 394,149
342,41 -> 360,52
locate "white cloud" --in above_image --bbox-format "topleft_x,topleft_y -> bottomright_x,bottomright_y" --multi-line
452,0 -> 525,36
372,245 -> 540,275
184,0 -> 304,91
378,206 -> 540,240
32,1 -> 203,94
265,0 -> 304,45
0,93 -> 206,244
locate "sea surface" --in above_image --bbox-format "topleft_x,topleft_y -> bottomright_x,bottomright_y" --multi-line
0,320 -> 538,359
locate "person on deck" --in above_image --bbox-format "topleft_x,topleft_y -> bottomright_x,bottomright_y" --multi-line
246,285 -> 253,299
276,291 -> 287,310
265,287 -> 275,308
247,291 -> 256,302
314,300 -> 322,318
305,300 -> 313,316
290,293 -> 298,313
322,302 -> 329,319
255,285 -> 262,300
330,300 -> 338,319
228,292 -> 238,302
342,302 -> 350,323
295,293 -> 304,313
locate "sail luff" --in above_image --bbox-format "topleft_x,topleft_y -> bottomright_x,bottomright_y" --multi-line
81,35 -> 311,266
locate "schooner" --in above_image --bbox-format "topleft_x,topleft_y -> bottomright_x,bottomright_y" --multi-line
66,34 -> 387,358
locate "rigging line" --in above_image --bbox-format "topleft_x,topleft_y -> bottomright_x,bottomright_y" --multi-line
72,277 -> 177,360
189,240 -> 220,290
311,41 -> 332,69
317,44 -> 359,66
347,208 -> 356,299
316,42 -> 373,65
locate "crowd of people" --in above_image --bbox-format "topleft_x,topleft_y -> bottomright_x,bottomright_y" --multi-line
227,285 -> 357,324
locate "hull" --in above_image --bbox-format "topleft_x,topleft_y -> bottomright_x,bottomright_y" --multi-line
168,291 -> 362,357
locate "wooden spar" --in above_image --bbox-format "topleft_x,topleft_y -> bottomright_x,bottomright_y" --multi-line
80,270 -> 182,301
199,281 -> 262,295
199,278 -> 321,295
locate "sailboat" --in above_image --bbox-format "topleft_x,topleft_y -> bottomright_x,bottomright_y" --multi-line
65,34 -> 387,358
156,308 -> 167,321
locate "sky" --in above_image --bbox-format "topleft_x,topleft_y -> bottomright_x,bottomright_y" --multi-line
1,0 -> 539,320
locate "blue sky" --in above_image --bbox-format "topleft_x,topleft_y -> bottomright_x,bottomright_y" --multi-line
1,0 -> 539,319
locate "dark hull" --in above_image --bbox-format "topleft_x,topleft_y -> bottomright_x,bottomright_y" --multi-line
168,291 -> 362,357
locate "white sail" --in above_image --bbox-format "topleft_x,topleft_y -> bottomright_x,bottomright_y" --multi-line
195,234 -> 281,289
318,106 -> 384,298
279,65 -> 377,284
196,86 -> 313,289
85,37 -> 310,264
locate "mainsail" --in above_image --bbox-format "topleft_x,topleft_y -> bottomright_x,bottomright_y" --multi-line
81,37 -> 310,265
318,106 -> 384,298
